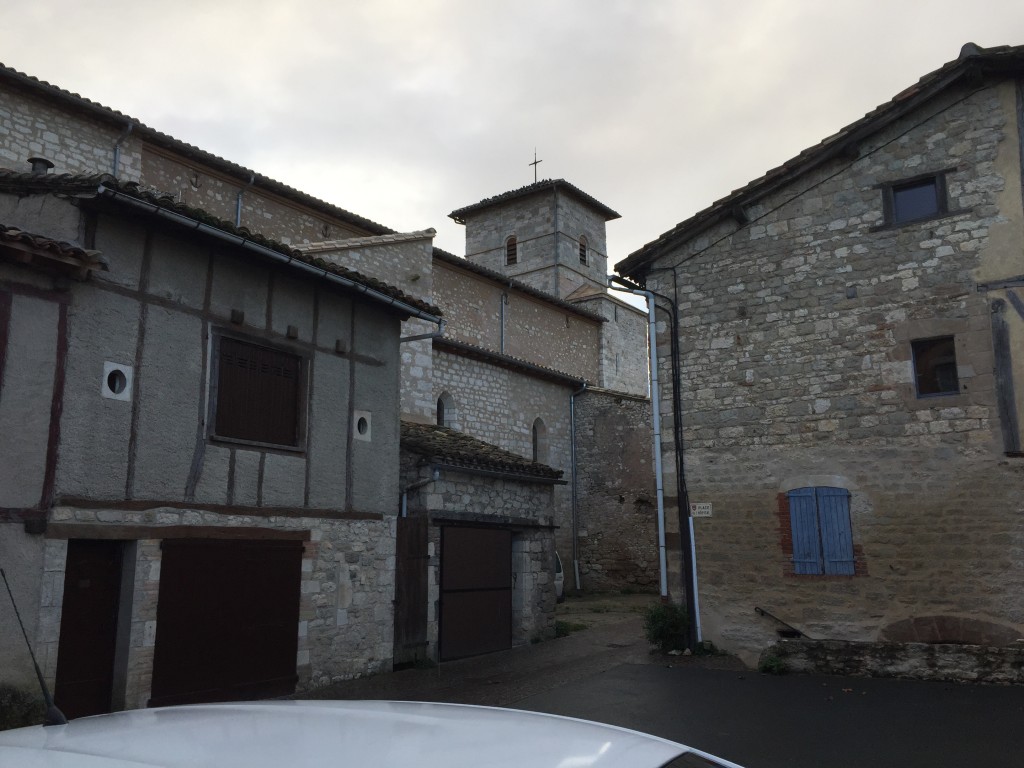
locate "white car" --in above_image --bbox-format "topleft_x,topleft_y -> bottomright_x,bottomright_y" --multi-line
0,700 -> 744,767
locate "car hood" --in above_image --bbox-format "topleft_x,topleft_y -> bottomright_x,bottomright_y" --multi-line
0,700 -> 742,768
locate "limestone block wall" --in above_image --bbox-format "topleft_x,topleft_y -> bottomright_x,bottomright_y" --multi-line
461,191 -> 610,298
140,149 -> 370,246
572,293 -> 649,396
638,80 -> 1024,663
28,512 -> 395,707
0,83 -> 143,179
433,259 -> 601,381
574,390 -> 659,592
430,350 -> 572,559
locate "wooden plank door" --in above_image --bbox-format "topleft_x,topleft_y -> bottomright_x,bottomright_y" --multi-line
54,539 -> 124,719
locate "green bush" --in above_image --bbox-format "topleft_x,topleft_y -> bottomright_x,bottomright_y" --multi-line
0,684 -> 44,731
758,654 -> 787,675
643,601 -> 688,652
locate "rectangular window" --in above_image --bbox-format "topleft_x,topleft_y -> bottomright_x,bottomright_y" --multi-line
912,336 -> 959,397
212,335 -> 303,448
882,173 -> 948,226
788,487 -> 855,576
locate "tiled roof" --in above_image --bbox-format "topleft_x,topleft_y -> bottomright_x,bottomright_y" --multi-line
401,421 -> 563,481
617,43 -> 1024,276
449,179 -> 620,223
435,337 -> 586,386
432,248 -> 606,323
0,223 -> 106,278
0,63 -> 394,238
0,171 -> 441,318
298,229 -> 437,254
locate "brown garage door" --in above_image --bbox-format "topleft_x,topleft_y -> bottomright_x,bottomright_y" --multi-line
439,526 -> 512,661
150,538 -> 302,707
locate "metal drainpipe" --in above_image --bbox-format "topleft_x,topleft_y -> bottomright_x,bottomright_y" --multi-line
400,319 -> 446,343
112,121 -> 134,178
235,173 -> 255,228
608,279 -> 669,599
401,467 -> 440,517
569,381 -> 587,594
499,291 -> 509,354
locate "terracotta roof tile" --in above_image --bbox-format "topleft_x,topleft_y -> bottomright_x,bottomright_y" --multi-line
0,171 -> 441,317
0,222 -> 106,278
401,421 -> 563,481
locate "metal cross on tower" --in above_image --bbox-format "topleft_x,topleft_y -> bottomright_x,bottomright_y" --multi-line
529,149 -> 542,183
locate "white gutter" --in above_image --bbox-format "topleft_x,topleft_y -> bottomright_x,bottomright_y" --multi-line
96,185 -> 444,326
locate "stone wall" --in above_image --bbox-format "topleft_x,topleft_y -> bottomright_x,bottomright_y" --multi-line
762,639 -> 1024,684
574,390 -> 659,592
638,81 -> 1024,662
431,350 -> 572,541
31,512 -> 396,707
432,259 -> 602,381
571,293 -> 650,396
401,458 -> 558,657
461,190 -> 611,299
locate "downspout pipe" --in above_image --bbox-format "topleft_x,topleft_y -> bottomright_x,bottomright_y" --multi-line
611,274 -> 701,647
608,278 -> 668,599
96,184 -> 444,328
401,467 -> 440,517
112,121 -> 134,178
400,319 -> 446,343
236,173 -> 255,228
499,290 -> 509,354
569,381 -> 587,594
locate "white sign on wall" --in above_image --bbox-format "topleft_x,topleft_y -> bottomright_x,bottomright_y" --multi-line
690,502 -> 713,518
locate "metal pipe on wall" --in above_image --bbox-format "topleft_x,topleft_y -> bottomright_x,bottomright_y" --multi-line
569,382 -> 587,594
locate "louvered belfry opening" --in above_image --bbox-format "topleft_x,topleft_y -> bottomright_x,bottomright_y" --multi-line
215,337 -> 301,446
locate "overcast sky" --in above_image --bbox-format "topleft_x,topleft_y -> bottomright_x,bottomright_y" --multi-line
2,1 -> 1023,267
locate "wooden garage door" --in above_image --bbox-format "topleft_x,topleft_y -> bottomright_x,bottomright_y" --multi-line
150,538 -> 303,707
439,527 -> 512,661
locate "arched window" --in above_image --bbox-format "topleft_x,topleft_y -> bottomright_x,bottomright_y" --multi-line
505,235 -> 518,266
578,235 -> 588,265
531,417 -> 548,463
436,391 -> 456,428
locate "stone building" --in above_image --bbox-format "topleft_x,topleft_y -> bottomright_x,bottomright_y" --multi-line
303,183 -> 658,663
0,61 -> 660,709
616,43 -> 1024,665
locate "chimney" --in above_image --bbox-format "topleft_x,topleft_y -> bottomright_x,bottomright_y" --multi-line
27,157 -> 54,176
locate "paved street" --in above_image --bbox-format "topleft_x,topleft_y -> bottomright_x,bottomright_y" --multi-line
308,594 -> 1024,768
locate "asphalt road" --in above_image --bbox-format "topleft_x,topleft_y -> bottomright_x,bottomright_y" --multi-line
311,594 -> 1024,768
517,662 -> 1024,768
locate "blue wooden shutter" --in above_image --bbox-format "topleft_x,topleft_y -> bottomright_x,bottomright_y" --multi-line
788,488 -> 822,574
816,487 -> 855,575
